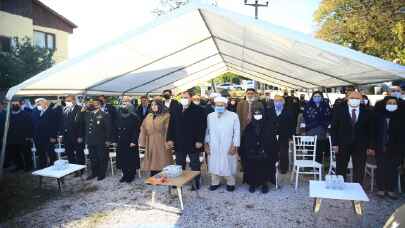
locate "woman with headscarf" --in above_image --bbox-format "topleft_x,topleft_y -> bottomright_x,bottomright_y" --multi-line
240,108 -> 278,193
303,91 -> 332,163
374,96 -> 405,199
139,99 -> 173,176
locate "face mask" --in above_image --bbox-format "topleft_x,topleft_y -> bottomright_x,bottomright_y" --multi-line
193,101 -> 200,105
120,105 -> 129,113
230,101 -> 236,105
215,106 -> 225,113
37,106 -> 44,111
11,105 -> 20,112
163,94 -> 171,100
253,114 -> 263,120
65,102 -> 73,107
386,104 -> 398,112
180,98 -> 189,107
274,102 -> 283,110
348,99 -> 361,107
362,99 -> 369,105
391,92 -> 401,99
87,105 -> 95,111
246,97 -> 255,102
312,96 -> 322,104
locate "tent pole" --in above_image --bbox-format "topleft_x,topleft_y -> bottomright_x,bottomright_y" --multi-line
0,100 -> 11,180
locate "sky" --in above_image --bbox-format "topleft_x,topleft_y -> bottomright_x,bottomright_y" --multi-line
40,0 -> 322,59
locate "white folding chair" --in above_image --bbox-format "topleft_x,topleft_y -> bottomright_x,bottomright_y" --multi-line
365,157 -> 402,193
290,135 -> 322,190
328,136 -> 353,181
109,145 -> 118,176
139,149 -> 145,178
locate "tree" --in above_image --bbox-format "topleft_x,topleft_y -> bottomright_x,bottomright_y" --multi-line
314,0 -> 405,65
0,37 -> 54,90
152,0 -> 217,16
213,72 -> 247,84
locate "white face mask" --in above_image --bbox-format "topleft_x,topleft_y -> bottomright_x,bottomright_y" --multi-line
348,99 -> 361,107
386,104 -> 398,112
65,102 -> 73,107
37,106 -> 44,111
362,100 -> 369,105
253,114 -> 263,120
180,98 -> 189,107
193,101 -> 200,105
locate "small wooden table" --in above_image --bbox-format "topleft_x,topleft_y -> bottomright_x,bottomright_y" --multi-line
309,180 -> 369,227
32,164 -> 86,192
145,170 -> 200,212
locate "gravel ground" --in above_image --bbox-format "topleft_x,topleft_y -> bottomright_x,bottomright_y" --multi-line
1,169 -> 404,228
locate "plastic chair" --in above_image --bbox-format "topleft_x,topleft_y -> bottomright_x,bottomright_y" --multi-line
290,135 -> 322,190
365,158 -> 402,193
109,145 -> 117,176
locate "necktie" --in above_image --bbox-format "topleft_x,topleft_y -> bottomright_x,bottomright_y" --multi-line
351,109 -> 356,125
247,103 -> 252,123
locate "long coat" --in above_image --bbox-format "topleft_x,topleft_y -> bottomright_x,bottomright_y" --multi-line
32,108 -> 59,145
139,113 -> 173,171
236,100 -> 264,134
116,113 -> 140,170
166,103 -> 206,152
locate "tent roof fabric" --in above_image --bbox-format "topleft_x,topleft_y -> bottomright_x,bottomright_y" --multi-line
6,3 -> 405,100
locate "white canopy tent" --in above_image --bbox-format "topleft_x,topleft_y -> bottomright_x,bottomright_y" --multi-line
1,2 -> 405,178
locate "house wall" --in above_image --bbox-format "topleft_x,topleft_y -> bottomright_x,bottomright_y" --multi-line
33,25 -> 70,63
0,11 -> 33,39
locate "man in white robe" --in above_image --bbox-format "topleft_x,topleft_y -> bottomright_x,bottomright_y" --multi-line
205,96 -> 240,192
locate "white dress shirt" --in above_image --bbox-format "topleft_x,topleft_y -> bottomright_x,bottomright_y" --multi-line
348,106 -> 360,122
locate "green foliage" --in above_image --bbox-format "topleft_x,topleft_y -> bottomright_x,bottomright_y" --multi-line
314,0 -> 405,65
0,37 -> 54,90
213,72 -> 245,84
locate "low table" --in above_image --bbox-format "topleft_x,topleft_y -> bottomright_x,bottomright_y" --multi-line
32,164 -> 86,192
309,180 -> 369,227
145,170 -> 200,212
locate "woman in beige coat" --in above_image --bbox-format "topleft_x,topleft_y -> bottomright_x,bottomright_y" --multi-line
139,99 -> 172,176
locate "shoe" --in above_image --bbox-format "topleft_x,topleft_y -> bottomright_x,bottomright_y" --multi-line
190,181 -> 200,191
376,190 -> 385,198
86,175 -> 96,180
209,185 -> 220,191
261,184 -> 269,194
226,185 -> 235,192
119,176 -> 126,183
97,176 -> 105,181
387,192 -> 399,200
126,177 -> 134,183
249,186 -> 256,193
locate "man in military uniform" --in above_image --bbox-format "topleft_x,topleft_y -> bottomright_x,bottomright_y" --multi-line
84,99 -> 112,181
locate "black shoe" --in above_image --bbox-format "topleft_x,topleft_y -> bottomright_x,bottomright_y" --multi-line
97,176 -> 105,181
190,181 -> 200,191
119,176 -> 127,183
126,176 -> 135,183
86,175 -> 96,180
209,185 -> 220,191
226,185 -> 235,192
249,186 -> 256,193
261,184 -> 269,194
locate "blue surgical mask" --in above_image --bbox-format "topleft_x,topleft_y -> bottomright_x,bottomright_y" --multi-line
215,106 -> 225,113
391,92 -> 402,99
274,102 -> 283,110
312,96 -> 322,104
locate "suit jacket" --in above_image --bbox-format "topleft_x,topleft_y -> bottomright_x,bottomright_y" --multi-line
266,107 -> 295,142
136,105 -> 150,123
236,100 -> 264,133
32,108 -> 59,145
60,105 -> 83,140
167,103 -> 206,151
7,111 -> 33,145
374,107 -> 405,154
331,103 -> 374,148
84,110 -> 112,146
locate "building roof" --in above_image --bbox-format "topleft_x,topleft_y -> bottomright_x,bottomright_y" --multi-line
6,2 -> 405,99
33,0 -> 77,29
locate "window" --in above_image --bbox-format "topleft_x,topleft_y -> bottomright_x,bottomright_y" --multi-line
0,36 -> 11,52
34,31 -> 55,50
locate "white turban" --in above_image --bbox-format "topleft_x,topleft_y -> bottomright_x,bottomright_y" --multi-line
209,92 -> 220,99
214,96 -> 228,104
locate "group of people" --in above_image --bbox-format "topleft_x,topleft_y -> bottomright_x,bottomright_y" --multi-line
1,85 -> 404,198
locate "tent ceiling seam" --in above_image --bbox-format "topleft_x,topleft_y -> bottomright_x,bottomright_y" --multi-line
229,68 -> 295,90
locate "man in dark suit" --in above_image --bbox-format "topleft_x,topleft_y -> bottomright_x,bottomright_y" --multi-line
261,90 -> 274,110
97,95 -> 117,138
84,99 -> 112,181
267,95 -> 295,174
6,100 -> 33,171
32,98 -> 59,168
61,95 -> 85,174
331,91 -> 375,184
167,91 -> 207,190
162,89 -> 182,116
136,95 -> 150,123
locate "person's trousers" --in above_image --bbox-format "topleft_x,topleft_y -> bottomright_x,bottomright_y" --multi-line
278,139 -> 289,173
64,136 -> 85,165
315,139 -> 330,164
88,144 -> 108,178
375,149 -> 401,192
7,143 -> 32,171
175,148 -> 201,183
336,144 -> 366,184
211,174 -> 236,186
37,141 -> 56,169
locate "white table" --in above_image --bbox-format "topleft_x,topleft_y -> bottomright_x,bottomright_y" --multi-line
32,164 -> 86,192
309,180 -> 369,227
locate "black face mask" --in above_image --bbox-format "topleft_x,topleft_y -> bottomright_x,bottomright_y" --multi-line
120,107 -> 129,114
163,94 -> 171,100
87,105 -> 96,111
12,105 -> 20,111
